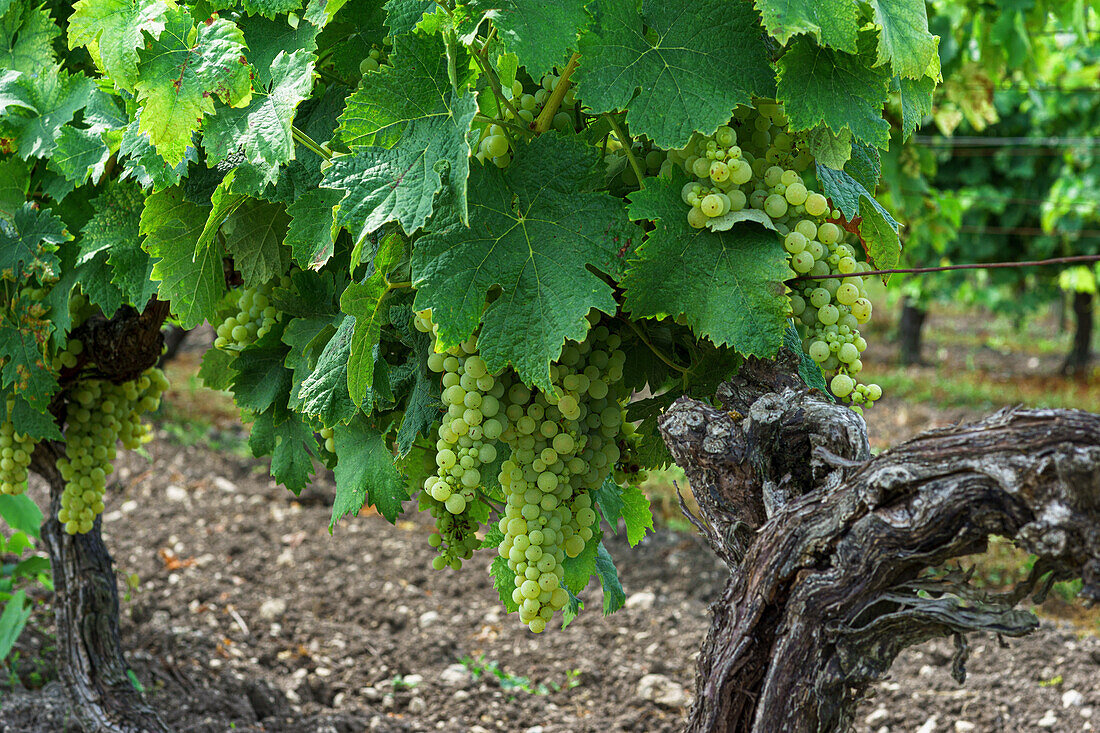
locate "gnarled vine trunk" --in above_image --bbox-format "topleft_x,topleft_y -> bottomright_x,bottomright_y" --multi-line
659,350 -> 1100,733
27,301 -> 171,732
32,444 -> 169,733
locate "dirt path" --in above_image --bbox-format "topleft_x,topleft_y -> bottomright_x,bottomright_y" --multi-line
4,436 -> 1100,732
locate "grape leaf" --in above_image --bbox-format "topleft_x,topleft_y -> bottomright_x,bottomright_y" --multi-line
134,7 -> 252,166
805,125 -> 852,170
283,315 -> 334,410
76,249 -> 124,318
0,203 -> 66,282
223,198 -> 290,288
777,34 -> 891,150
249,405 -> 315,494
0,1 -> 59,74
383,0 -> 434,34
80,182 -> 155,308
0,157 -> 29,222
464,0 -> 588,79
342,231 -> 404,409
140,189 -> 224,328
866,0 -> 937,79
229,327 -> 293,414
489,555 -> 520,613
592,477 -> 653,547
338,32 -> 473,149
203,50 -> 315,187
297,314 -> 358,426
325,82 -> 477,240
327,33 -> 477,239
754,0 -> 857,52
785,322 -> 828,395
844,141 -> 881,194
815,164 -> 901,273
623,173 -> 792,357
897,74 -> 935,139
9,394 -> 61,441
332,414 -> 409,526
119,117 -> 192,190
67,0 -> 170,90
238,11 -> 320,87
0,292 -> 54,406
386,303 -> 441,457
209,0 -> 304,20
199,345 -> 236,391
562,532 -> 597,594
594,543 -> 625,615
576,0 -> 774,149
0,67 -> 96,160
286,187 -> 341,270
46,126 -> 110,185
412,134 -> 639,391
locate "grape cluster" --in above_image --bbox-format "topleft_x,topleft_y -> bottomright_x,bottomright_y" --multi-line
668,102 -> 882,409
416,310 -> 631,632
415,310 -> 506,570
214,276 -> 290,352
358,46 -> 388,75
0,399 -> 35,496
56,368 -> 168,534
474,70 -> 580,168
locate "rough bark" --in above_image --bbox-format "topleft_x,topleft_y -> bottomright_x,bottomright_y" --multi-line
659,352 -> 1100,733
29,299 -> 171,732
1061,291 -> 1093,376
897,297 -> 927,366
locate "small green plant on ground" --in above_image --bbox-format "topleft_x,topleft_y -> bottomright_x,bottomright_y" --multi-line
460,654 -> 581,696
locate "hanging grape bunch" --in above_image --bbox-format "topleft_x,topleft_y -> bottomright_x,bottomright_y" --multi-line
474,68 -> 579,168
214,275 -> 292,351
668,101 -> 882,410
414,310 -> 632,632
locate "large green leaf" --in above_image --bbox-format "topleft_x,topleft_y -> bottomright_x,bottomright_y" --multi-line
464,0 -> 588,79
327,33 -> 477,238
203,49 -> 315,187
897,74 -> 935,139
576,0 -> 774,149
140,189 -> 223,328
331,415 -> 409,526
754,0 -> 857,52
134,7 -> 252,166
0,67 -> 95,160
238,10 -> 321,87
412,134 -> 638,391
0,203 -> 65,282
342,232 -> 404,409
249,405 -> 315,494
777,34 -> 891,150
0,1 -> 59,75
46,126 -> 110,186
223,199 -> 290,288
0,291 -> 55,406
623,173 -> 792,357
286,187 -> 341,270
816,164 -> 901,272
67,0 -> 170,90
867,0 -> 937,79
77,182 -> 157,308
229,328 -> 293,414
296,315 -> 358,426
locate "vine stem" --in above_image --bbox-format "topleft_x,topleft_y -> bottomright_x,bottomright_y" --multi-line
618,317 -> 690,374
789,254 -> 1100,281
534,52 -> 581,133
472,45 -> 522,123
604,114 -> 646,189
292,127 -> 330,161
